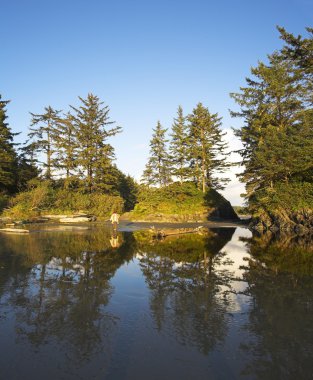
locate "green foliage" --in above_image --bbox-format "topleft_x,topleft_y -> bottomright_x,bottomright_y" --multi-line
142,121 -> 172,187
6,180 -> 54,218
233,205 -> 249,215
169,106 -> 190,182
4,180 -> 124,218
53,112 -> 78,182
251,182 -> 313,213
27,106 -> 61,179
188,103 -> 230,192
116,173 -> 138,211
0,95 -> 18,193
142,103 -> 230,192
52,190 -> 124,216
70,93 -> 122,193
0,193 -> 9,212
16,155 -> 40,191
231,27 -> 313,224
23,94 -> 122,194
134,182 -> 206,216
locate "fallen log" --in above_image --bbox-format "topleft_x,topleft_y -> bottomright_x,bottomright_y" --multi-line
43,215 -> 69,219
60,217 -> 91,223
149,226 -> 206,238
0,228 -> 29,233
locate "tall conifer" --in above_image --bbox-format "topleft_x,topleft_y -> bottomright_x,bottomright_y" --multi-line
188,103 -> 229,192
230,48 -> 311,197
28,106 -> 61,179
70,93 -> 122,193
169,106 -> 190,183
0,95 -> 18,192
142,121 -> 172,187
54,112 -> 78,187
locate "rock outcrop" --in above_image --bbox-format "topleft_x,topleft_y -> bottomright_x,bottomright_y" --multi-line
251,207 -> 313,232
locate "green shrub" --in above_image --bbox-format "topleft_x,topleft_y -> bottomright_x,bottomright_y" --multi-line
3,182 -> 124,218
0,193 -> 9,213
252,181 -> 313,213
133,182 -> 207,216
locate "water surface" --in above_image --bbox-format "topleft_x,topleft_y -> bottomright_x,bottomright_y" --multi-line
0,225 -> 312,379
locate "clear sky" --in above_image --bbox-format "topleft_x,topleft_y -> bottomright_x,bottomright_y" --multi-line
2,0 -> 312,205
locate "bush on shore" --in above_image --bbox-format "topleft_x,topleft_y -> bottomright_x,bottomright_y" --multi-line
2,180 -> 124,219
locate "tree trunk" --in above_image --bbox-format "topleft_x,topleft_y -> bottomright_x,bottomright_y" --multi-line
201,128 -> 206,193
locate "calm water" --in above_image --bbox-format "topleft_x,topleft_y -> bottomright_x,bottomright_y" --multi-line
0,225 -> 313,380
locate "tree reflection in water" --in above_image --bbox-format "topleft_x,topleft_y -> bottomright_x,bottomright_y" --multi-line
134,228 -> 236,354
239,232 -> 313,380
0,229 -> 135,365
1,227 -> 312,379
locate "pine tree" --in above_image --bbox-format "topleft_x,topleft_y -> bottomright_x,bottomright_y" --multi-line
0,95 -> 18,193
187,103 -> 229,192
169,106 -> 190,183
142,121 -> 172,187
70,93 -> 122,193
27,106 -> 61,179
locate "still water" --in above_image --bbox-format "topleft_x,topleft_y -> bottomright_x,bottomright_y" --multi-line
0,225 -> 312,380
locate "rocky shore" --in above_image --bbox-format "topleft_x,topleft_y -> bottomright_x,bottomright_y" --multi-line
251,207 -> 313,233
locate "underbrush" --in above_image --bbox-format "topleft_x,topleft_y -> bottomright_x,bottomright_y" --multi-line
251,182 -> 313,214
3,182 -> 124,219
133,182 -> 206,216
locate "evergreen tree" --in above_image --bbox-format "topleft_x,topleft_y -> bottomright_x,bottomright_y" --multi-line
278,26 -> 313,100
230,44 -> 312,199
27,106 -> 61,179
54,112 -> 79,187
116,173 -> 138,211
169,106 -> 190,183
16,154 -> 40,191
142,121 -> 172,187
187,103 -> 229,192
278,26 -> 313,182
70,93 -> 122,193
0,95 -> 18,193
141,161 -> 154,188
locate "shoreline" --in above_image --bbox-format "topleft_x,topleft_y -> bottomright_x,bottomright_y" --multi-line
108,219 -> 250,232
0,218 -> 250,233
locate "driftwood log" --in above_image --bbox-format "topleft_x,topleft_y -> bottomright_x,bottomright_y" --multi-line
149,226 -> 206,239
0,228 -> 29,233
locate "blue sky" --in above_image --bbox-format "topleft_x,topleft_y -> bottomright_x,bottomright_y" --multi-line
2,0 -> 312,205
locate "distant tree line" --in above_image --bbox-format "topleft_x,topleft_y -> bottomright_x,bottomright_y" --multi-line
142,103 -> 230,192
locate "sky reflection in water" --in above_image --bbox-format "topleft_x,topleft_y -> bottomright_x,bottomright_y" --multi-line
0,226 -> 312,380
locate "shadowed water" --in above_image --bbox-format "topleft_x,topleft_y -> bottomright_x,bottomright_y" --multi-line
0,226 -> 312,379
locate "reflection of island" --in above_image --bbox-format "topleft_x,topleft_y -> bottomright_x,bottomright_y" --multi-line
134,228 -> 236,354
0,229 -> 135,365
239,232 -> 313,380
